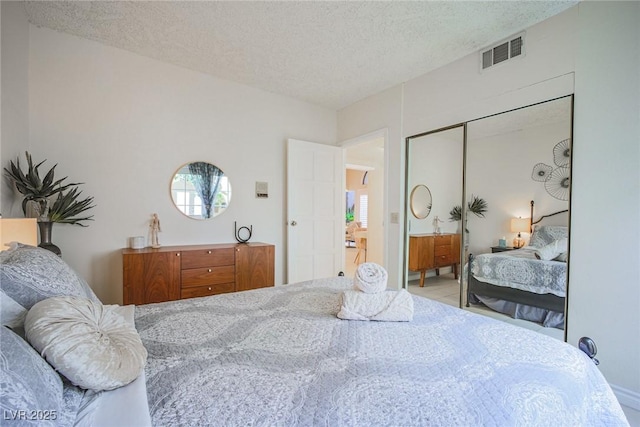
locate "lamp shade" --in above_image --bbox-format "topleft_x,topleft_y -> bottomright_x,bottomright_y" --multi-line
0,218 -> 38,250
510,217 -> 530,233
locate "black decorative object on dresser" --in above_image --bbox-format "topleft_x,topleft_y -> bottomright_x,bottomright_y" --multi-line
234,221 -> 253,243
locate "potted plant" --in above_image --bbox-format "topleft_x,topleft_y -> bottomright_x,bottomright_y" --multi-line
4,152 -> 95,255
449,195 -> 488,233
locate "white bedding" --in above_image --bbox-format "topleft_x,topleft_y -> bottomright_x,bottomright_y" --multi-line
132,276 -> 627,426
470,247 -> 567,296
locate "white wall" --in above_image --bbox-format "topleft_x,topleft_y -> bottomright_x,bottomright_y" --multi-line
339,3 -> 640,401
401,6 -> 577,138
1,2 -> 29,215
570,1 -> 640,406
365,163 -> 384,265
14,24 -> 336,304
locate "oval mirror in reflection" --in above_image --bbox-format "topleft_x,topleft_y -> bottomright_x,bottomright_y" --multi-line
410,184 -> 432,219
170,162 -> 232,220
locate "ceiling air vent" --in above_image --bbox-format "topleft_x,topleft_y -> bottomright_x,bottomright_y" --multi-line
481,33 -> 525,70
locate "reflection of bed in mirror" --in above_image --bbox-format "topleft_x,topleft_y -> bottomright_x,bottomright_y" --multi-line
462,96 -> 573,331
466,210 -> 569,329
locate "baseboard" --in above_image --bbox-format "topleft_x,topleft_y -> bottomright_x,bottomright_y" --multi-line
611,383 -> 640,411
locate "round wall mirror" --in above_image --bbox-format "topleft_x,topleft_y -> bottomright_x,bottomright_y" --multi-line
170,162 -> 232,220
410,184 -> 432,219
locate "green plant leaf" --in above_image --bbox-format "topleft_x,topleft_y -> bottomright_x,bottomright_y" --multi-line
449,196 -> 488,224
449,205 -> 462,222
48,188 -> 95,226
4,152 -> 93,225
468,195 -> 488,218
5,152 -> 80,213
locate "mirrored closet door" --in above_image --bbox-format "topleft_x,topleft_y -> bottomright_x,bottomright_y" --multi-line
403,125 -> 464,306
404,96 -> 573,341
463,96 -> 573,341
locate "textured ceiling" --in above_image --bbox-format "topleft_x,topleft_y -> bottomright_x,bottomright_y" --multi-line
24,1 -> 578,109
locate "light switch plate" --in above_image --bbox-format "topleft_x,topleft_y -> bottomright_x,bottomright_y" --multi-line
256,181 -> 268,198
390,212 -> 399,224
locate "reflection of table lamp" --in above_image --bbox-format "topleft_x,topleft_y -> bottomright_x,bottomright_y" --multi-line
0,218 -> 38,250
511,217 -> 530,248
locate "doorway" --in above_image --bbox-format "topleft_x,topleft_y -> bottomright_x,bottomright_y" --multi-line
342,131 -> 386,278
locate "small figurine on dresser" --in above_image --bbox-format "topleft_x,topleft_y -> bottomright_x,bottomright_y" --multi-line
150,213 -> 161,248
432,215 -> 443,234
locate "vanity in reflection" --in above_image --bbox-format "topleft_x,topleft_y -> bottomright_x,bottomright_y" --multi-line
407,182 -> 461,287
408,233 -> 461,287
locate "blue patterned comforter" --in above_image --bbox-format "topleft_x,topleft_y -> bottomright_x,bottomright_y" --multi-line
471,248 -> 567,296
134,277 -> 626,426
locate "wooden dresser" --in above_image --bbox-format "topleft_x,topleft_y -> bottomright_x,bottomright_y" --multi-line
408,233 -> 461,287
122,242 -> 274,305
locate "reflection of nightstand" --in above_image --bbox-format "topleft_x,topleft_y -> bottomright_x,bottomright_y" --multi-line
491,246 -> 517,253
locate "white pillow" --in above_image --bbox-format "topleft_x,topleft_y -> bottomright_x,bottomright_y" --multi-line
534,238 -> 568,261
554,251 -> 568,262
25,296 -> 147,391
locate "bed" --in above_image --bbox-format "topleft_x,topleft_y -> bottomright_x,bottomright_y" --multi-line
466,223 -> 569,329
1,244 -> 629,426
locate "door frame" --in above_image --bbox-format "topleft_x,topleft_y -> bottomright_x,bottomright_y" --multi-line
339,128 -> 389,274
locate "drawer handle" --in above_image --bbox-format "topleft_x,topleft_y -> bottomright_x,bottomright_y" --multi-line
208,287 -> 212,291
207,250 -> 212,254
176,253 -> 180,257
208,269 -> 212,273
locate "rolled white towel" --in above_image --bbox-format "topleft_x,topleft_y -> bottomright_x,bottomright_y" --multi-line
337,289 -> 414,322
354,262 -> 388,294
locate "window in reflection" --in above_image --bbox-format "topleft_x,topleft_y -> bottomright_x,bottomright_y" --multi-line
171,163 -> 232,219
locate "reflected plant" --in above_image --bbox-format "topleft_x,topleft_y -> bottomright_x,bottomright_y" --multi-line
449,195 -> 488,233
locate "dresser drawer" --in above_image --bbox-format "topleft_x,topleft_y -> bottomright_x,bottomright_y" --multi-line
180,282 -> 235,299
434,235 -> 451,246
181,248 -> 235,269
434,245 -> 451,256
435,254 -> 452,267
182,265 -> 235,287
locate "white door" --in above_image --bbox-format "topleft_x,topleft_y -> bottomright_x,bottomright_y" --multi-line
287,139 -> 344,283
